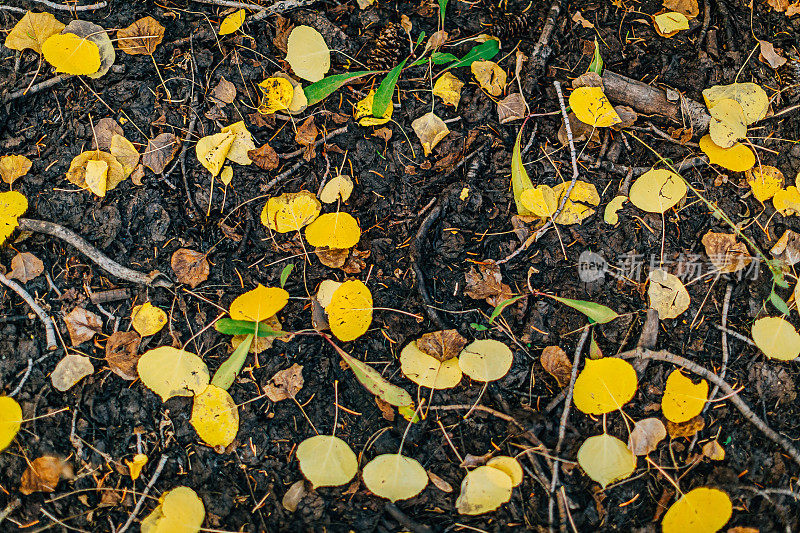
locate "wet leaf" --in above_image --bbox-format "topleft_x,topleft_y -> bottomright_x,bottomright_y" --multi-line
662,370 -> 707,423
137,346 -> 210,401
296,435 -> 358,488
0,155 -> 32,185
573,358 -> 637,415
540,345 -> 573,387
196,131 -> 235,177
64,306 -> 102,345
51,353 -> 94,391
66,150 -> 125,195
262,190 -> 321,233
701,232 -> 752,273
662,487 -> 732,533
577,434 -> 637,488
400,341 -> 462,389
327,280 -> 373,341
285,25 -> 330,82
629,168 -> 687,213
355,90 -> 393,126
265,363 -> 304,402
698,135 -> 755,172
627,417 -> 667,456
258,77 -> 294,114
141,486 -> 205,533
0,191 -> 28,244
458,339 -> 513,382
363,453 -> 429,502
428,471 -> 453,492
117,16 -> 164,55
455,465 -> 513,515
0,396 -> 23,452
20,456 -> 71,495
647,269 -> 690,320
464,262 -> 513,307
8,252 -> 44,283
412,112 -> 450,156
219,9 -> 245,35
305,212 -> 361,249
171,248 -> 209,288
281,480 -> 306,512
190,384 -> 239,448
569,86 -> 622,128
143,133 -> 180,174
131,302 -> 167,337
486,456 -> 523,486
471,60 -> 506,97
4,11 -> 65,54
229,284 -> 289,322
210,77 -> 236,105
105,330 -> 141,380
752,316 -> 800,361
220,121 -> 256,165
320,174 -> 354,204
703,82 -> 769,125
433,71 -> 464,107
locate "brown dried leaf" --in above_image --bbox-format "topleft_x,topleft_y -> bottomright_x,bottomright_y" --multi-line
770,229 -> 800,267
265,363 -> 304,402
417,329 -> 468,362
105,331 -> 142,380
0,155 -> 33,185
295,116 -> 318,161
666,414 -> 705,438
702,439 -> 725,460
701,231 -> 752,274
627,418 -> 667,456
171,248 -> 209,288
497,93 -> 527,124
460,452 -> 492,468
540,346 -> 572,387
759,40 -> 787,69
248,143 -> 280,171
375,397 -> 395,421
315,247 -> 349,269
64,307 -> 103,345
51,353 -> 94,391
273,15 -> 294,53
572,72 -> 604,89
464,262 -> 513,307
341,248 -> 370,274
210,77 -> 237,105
20,456 -> 72,495
662,0 -> 699,18
611,106 -> 638,130
93,118 -> 123,151
142,133 -> 180,174
428,471 -> 453,492
116,16 -> 165,56
8,252 -> 44,283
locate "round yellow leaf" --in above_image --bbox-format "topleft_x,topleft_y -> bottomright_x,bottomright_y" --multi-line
752,316 -> 800,361
662,487 -> 732,533
569,86 -> 622,128
653,12 -> 689,37
573,357 -> 637,415
486,456 -> 523,487
0,155 -> 33,185
319,175 -> 354,204
629,168 -> 687,213
0,396 -> 23,452
305,212 -> 361,249
131,302 -> 168,337
399,341 -> 462,389
661,370 -> 708,423
137,346 -> 210,402
327,280 -> 373,342
261,190 -> 321,233
42,33 -> 101,75
470,60 -> 507,97
699,135 -> 755,172
577,433 -> 637,488
258,77 -> 294,115
229,284 -> 289,322
354,90 -> 392,126
296,435 -> 358,488
458,339 -> 513,382
433,71 -> 464,108
0,190 -> 29,244
285,25 -> 330,82
745,165 -> 784,203
219,9 -> 245,35
141,486 -> 205,533
83,159 -> 108,197
703,82 -> 769,125
190,384 -> 239,448
195,132 -> 235,177
455,465 -> 513,515
773,186 -> 800,216
520,185 -> 557,218
110,134 -> 140,178
362,453 -> 429,502
647,269 -> 690,320
219,165 -> 233,185
709,98 -> 747,149
551,180 -> 601,224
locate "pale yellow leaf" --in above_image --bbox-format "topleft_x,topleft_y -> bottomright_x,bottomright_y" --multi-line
399,341 -> 462,389
285,25 -> 330,82
751,316 -> 800,361
577,433 -> 637,488
220,121 -> 255,165
190,384 -> 239,447
362,454 -> 428,502
455,465 -> 513,515
629,168 -> 686,213
647,269 -> 690,320
458,339 -> 512,382
411,112 -> 450,156
195,132 -> 235,177
137,346 -> 210,401
319,175 -> 354,204
296,435 -> 358,488
662,487 -> 732,533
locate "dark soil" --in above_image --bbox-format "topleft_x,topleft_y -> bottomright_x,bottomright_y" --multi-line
2,0 -> 800,531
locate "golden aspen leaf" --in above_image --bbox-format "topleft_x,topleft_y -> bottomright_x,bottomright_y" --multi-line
577,434 -> 637,488
573,357 -> 637,415
66,150 -> 125,193
219,165 -> 233,185
752,316 -> 800,361
137,346 -> 210,401
110,134 -> 140,178
471,60 -> 506,97
261,191 -> 321,233
195,132 -> 235,177
319,175 -> 354,204
63,20 -> 114,79
316,279 -> 343,309
569,86 -> 622,128
551,180 -> 601,224
458,339 -> 513,382
296,435 -> 358,488
662,370 -> 708,423
125,453 -> 148,480
627,417 -> 667,456
486,456 -> 523,487
773,186 -> 800,216
653,12 -> 689,37
433,71 -> 464,107
745,165 -> 784,202
399,341 -> 462,389
709,98 -> 747,148
131,302 -> 168,337
455,465 -> 513,515
141,486 -> 205,533
354,90 -> 393,126
219,9 -> 245,35
229,284 -> 289,322
84,159 -> 108,197
362,454 -> 429,502
662,487 -> 732,533
0,190 -> 29,244
647,269 -> 690,320
699,135 -> 755,172
258,77 -> 294,115
285,25 -> 330,82
520,185 -> 557,218
703,82 -> 769,125
0,396 -> 23,452
305,212 -> 361,249
116,16 -> 165,55
604,194 -> 627,225
4,11 -> 65,54
327,280 -> 373,341
629,168 -> 687,213
411,112 -> 450,156
220,121 -> 256,165
190,384 -> 239,448
42,32 -> 101,75
0,155 -> 33,185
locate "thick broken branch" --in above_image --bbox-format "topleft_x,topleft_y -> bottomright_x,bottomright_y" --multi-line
0,271 -> 57,350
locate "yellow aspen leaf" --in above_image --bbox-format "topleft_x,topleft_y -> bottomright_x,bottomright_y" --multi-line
63,20 -> 115,79
116,16 -> 165,56
458,339 -> 513,382
131,302 -> 168,337
354,90 -> 392,126
4,11 -> 65,54
296,435 -> 358,488
751,316 -> 800,361
305,212 -> 361,249
647,269 -> 690,320
109,134 -> 140,178
285,25 -> 330,82
653,12 -> 689,37
141,486 -> 205,533
0,190 -> 29,244
551,180 -> 600,224
190,384 -> 239,448
486,456 -> 523,486
319,175 -> 354,204
288,83 -> 308,114
703,82 -> 769,125
0,396 -> 23,452
125,453 -> 148,480
520,185 -> 558,218
195,132 -> 235,177
42,32 -> 101,76
229,284 -> 289,322
455,465 -> 513,515
629,168 -> 687,213
699,135 -> 755,172
471,60 -> 506,97
258,77 -> 294,115
327,280 -> 373,341
604,195 -> 627,225
411,112 -> 450,156
662,487 -> 732,533
577,433 -> 637,488
0,155 -> 33,185
399,341 -> 462,389
362,454 -> 429,502
573,358 -> 637,415
219,165 -> 233,185
708,98 -> 747,148
261,191 -> 321,233
137,346 -> 209,402
84,159 -> 108,197
66,151 -> 125,195
220,121 -> 255,165
433,71 -> 464,107
569,86 -> 622,128
219,9 -> 245,35
661,370 -> 708,423
745,165 -> 784,202
772,186 -> 800,216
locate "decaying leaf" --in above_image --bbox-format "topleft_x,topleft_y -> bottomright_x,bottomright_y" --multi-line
471,60 -> 506,97
8,252 -> 44,283
759,40 -> 787,69
411,112 -> 450,156
285,25 -> 330,82
319,174 -> 354,204
64,306 -> 103,345
661,487 -> 732,533
540,345 -> 572,387
497,92 -> 527,123
701,231 -> 752,273
4,11 -> 65,54
116,16 -> 165,55
464,261 -> 514,307
143,133 -> 180,174
196,131 -> 235,177
647,269 -> 690,320
131,302 -> 168,337
362,453 -> 429,502
433,72 -> 464,108
265,363 -> 304,402
770,229 -> 800,266
105,330 -> 142,380
0,155 -> 32,185
248,143 -> 280,171
20,456 -> 72,495
400,341 -> 462,389
773,186 -> 800,216
94,118 -> 124,150
0,191 -> 28,244
137,346 -> 210,401
455,465 -> 513,515
140,486 -> 205,533
666,414 -> 705,438
417,329 -> 467,362
702,439 -> 726,460
258,77 -> 294,115
663,0 -> 699,18
171,248 -> 210,288
577,433 -> 637,488
62,20 -> 115,79
458,339 -> 513,382
751,316 -> 800,361
51,353 -> 94,391
190,384 -> 239,448
573,358 -> 637,415
627,418 -> 667,456
282,480 -> 307,512
296,435 -> 358,488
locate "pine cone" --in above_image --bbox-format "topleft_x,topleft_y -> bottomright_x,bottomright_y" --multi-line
364,24 -> 405,71
489,9 -> 532,40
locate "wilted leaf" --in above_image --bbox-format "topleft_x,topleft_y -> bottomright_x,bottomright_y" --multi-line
412,112 -> 450,156
143,133 -> 180,174
662,487 -> 732,533
117,16 -> 164,55
63,20 -> 114,79
229,284 -> 289,322
666,414 -> 705,438
770,229 -> 800,265
219,9 -> 245,35
363,454 -> 428,502
319,174 -> 354,204
455,465 -> 513,515
699,135 -> 755,172
20,456 -> 71,495
4,11 -> 65,54
105,330 -> 141,380
433,71 -> 464,107
51,353 -> 94,391
261,191 -> 321,233
759,40 -> 787,69
64,306 -> 102,345
471,60 -> 506,97
8,252 -> 44,283
400,341 -> 462,389
171,248 -> 209,288
220,121 -> 256,165
464,262 -> 513,307
190,384 -> 239,448
210,77 -> 236,105
629,169 -> 687,213
428,471 -> 453,492
647,269 -> 690,320
417,329 -> 467,361
196,132 -> 234,177
0,155 -> 32,185
0,191 -> 28,244
131,302 -> 167,337
285,25 -> 330,82
305,212 -> 361,249
296,435 -> 358,488
140,486 -> 205,533
0,396 -> 23,452
94,118 -> 123,150
573,358 -> 637,414
265,363 -> 304,402
569,86 -> 622,128
627,418 -> 667,456
458,339 -> 513,382
248,143 -> 279,171
540,345 -> 572,387
137,346 -> 210,401
577,433 -> 637,488
66,150 -> 125,195
752,316 -> 800,361
497,92 -> 527,123
330,340 -> 413,406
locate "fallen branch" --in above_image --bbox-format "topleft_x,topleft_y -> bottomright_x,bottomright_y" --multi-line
187,0 -> 317,21
0,272 -> 57,350
3,75 -> 71,104
18,218 -> 172,288
25,0 -> 107,11
522,0 -> 562,93
118,454 -> 168,533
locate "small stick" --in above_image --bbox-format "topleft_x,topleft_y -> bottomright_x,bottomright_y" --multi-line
9,358 -> 33,397
3,75 -> 71,104
278,126 -> 348,159
0,6 -> 26,14
89,288 -> 131,304
118,454 -> 169,533
0,272 -> 57,350
709,283 -> 733,401
27,0 -> 107,11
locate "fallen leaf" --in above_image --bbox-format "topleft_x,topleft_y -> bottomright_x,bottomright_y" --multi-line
604,195 -> 627,225
363,453 -> 428,502
20,456 -> 71,495
261,191 -> 321,233
648,269 -> 691,320
63,20 -> 115,79
64,306 -> 102,345
497,92 -> 527,123
428,471 -> 453,492
196,131 -> 235,177
191,384 -> 239,448
702,439 -> 725,460
577,433 -> 637,488
433,72 -> 464,108
653,12 -> 689,37
666,414 -> 705,438
42,32 -> 101,75
662,487 -> 732,533
703,82 -> 769,125
131,302 -> 168,337
745,164 -> 784,202
327,280 -> 373,341
258,77 -> 294,115
709,98 -> 747,148
105,330 -> 142,380
125,454 -> 148,480
569,86 -> 622,128
0,396 -> 23,452
661,370 -> 708,423
8,252 -> 44,283
66,150 -> 125,195
759,40 -> 787,69
281,480 -> 306,512
116,16 -> 164,55
171,248 -> 209,288
770,229 -> 800,266
84,159 -> 109,197
701,232 -> 752,273
458,339 -> 513,382
137,346 -> 210,401
751,316 -> 800,361
486,456 -> 523,486
572,11 -> 595,28
219,9 -> 245,35
520,185 -> 559,218
229,284 -> 289,322
296,435 -> 358,488
455,465 -> 513,515
319,174 -> 354,204
248,143 -> 280,170
464,262 -> 514,307
663,0 -> 699,18
140,486 -> 205,533
51,353 -> 94,391
471,60 -> 506,97
417,329 -> 467,361
0,191 -> 28,244
627,418 -> 667,456
699,135 -> 755,172
273,15 -> 293,52
336,344 -> 413,406
294,116 -> 318,160
354,90 -> 393,126
412,112 -> 450,156
629,168 -> 687,213
285,25 -> 330,82
551,180 -> 601,224
93,117 -> 123,150
4,11 -> 65,54
573,358 -> 637,415
143,133 -> 180,174
399,340 -> 462,389
210,77 -> 237,105
305,212 -> 361,249
220,121 -> 256,165
540,345 -> 572,387
265,363 -> 304,402
772,187 -> 800,216
0,155 -> 32,184
110,134 -> 140,178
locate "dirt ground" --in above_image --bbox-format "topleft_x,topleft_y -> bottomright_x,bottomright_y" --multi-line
1,0 -> 800,531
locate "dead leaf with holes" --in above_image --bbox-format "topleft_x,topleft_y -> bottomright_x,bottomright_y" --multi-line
759,40 -> 787,69
8,252 -> 44,283
464,262 -> 514,307
540,345 -> 572,387
116,16 -> 165,56
171,248 -> 209,288
143,133 -> 180,174
471,60 -> 506,97
20,456 -> 73,495
105,330 -> 142,380
265,363 -> 304,402
701,232 -> 752,273
64,306 -> 103,345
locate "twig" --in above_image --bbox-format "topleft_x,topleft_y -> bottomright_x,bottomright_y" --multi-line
3,75 -> 71,104
118,454 -> 169,533
523,0 -> 562,92
17,218 -> 172,288
712,324 -> 756,346
9,357 -> 33,397
262,159 -> 306,193
385,503 -> 433,533
278,125 -> 348,159
0,6 -> 27,14
0,272 -> 57,351
26,0 -> 107,11
709,283 -> 733,401
410,202 -> 448,328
